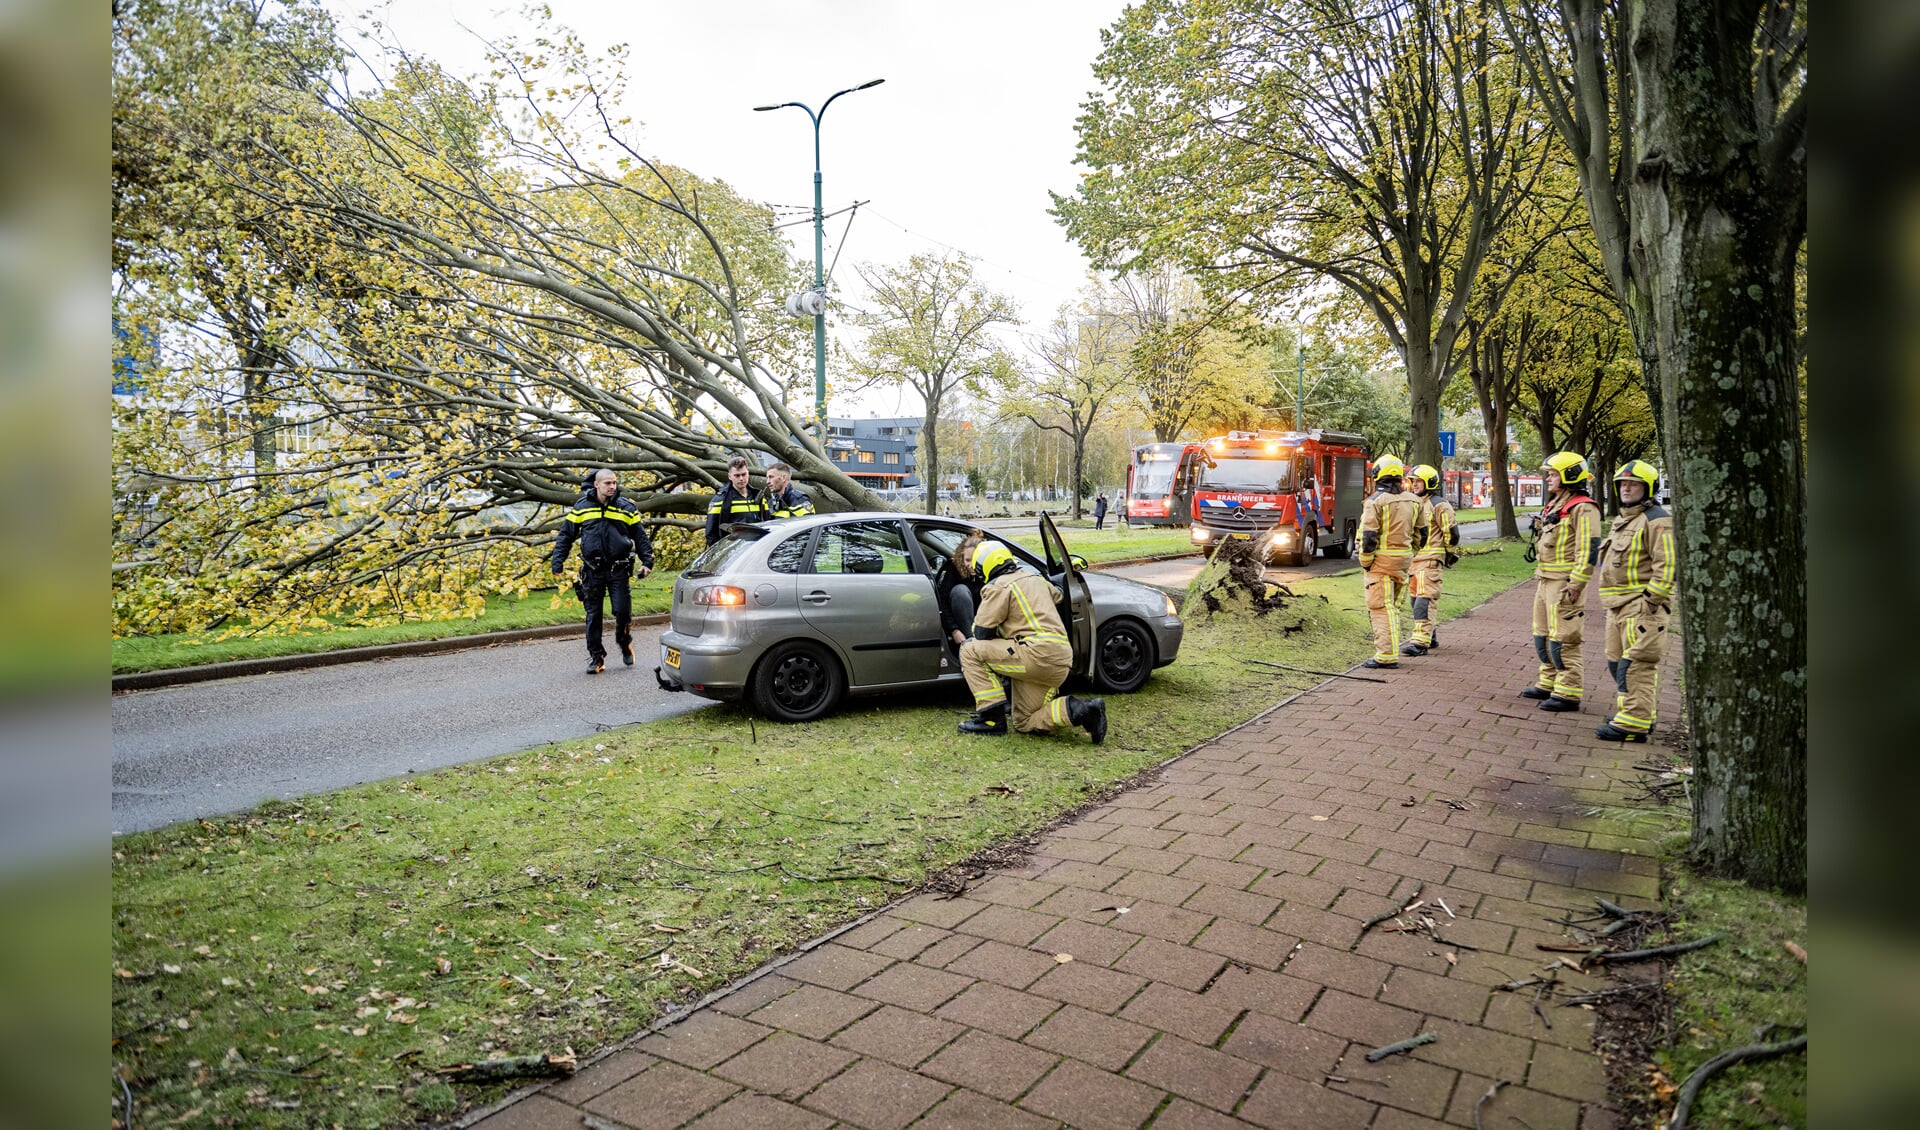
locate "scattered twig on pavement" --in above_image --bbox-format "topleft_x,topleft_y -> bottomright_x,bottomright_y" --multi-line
1529,974 -> 1557,1029
1559,981 -> 1661,1006
1360,884 -> 1424,934
1365,1032 -> 1436,1062
1240,658 -> 1387,684
1667,1035 -> 1808,1130
1473,1079 -> 1512,1130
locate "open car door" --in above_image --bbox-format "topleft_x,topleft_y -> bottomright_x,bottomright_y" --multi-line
1038,512 -> 1095,679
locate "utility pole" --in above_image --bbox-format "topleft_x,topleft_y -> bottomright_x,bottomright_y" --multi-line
756,79 -> 885,446
1296,343 -> 1306,431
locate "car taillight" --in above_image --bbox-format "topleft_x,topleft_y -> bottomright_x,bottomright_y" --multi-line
693,584 -> 747,607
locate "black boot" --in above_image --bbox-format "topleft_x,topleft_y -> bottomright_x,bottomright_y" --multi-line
587,656 -> 606,675
1426,632 -> 1439,651
958,701 -> 1009,736
1066,697 -> 1108,745
1539,696 -> 1581,712
1519,686 -> 1553,700
1399,642 -> 1427,657
1595,722 -> 1649,743
1362,658 -> 1399,669
620,641 -> 635,666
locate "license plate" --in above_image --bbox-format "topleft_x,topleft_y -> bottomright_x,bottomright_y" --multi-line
663,647 -> 681,668
1230,533 -> 1251,540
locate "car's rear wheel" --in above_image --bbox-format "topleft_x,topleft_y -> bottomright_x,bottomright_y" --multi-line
1093,618 -> 1156,694
750,640 -> 845,722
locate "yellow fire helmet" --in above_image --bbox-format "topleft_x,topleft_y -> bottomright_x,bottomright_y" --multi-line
1614,460 -> 1659,491
1541,450 -> 1592,486
969,540 -> 1017,582
1372,455 -> 1406,481
1408,463 -> 1440,491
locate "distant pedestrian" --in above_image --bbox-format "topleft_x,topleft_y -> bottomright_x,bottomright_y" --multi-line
552,469 -> 653,674
705,456 -> 769,546
1357,457 -> 1428,669
759,462 -> 815,520
1093,491 -> 1109,530
1521,452 -> 1602,710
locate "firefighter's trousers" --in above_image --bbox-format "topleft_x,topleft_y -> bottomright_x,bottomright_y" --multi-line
1409,556 -> 1444,647
1603,597 -> 1669,733
1530,576 -> 1585,700
960,636 -> 1074,734
1363,557 -> 1411,663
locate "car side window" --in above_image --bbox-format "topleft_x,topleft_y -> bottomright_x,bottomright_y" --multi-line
766,532 -> 810,574
811,521 -> 912,575
915,527 -> 965,574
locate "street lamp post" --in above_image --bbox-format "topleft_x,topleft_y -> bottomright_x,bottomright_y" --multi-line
755,79 -> 884,446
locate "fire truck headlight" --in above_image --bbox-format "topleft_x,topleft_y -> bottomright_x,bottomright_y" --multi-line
1191,528 -> 1210,543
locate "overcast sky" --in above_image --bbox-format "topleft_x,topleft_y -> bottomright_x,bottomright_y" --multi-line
331,0 -> 1135,416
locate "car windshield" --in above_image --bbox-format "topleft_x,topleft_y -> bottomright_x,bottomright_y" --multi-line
683,527 -> 766,577
1200,456 -> 1293,493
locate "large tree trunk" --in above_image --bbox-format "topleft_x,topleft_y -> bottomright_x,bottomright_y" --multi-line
1631,0 -> 1807,893
1470,337 -> 1521,539
1404,334 -> 1442,466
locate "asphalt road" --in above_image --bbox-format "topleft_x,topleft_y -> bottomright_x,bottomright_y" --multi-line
111,624 -> 705,835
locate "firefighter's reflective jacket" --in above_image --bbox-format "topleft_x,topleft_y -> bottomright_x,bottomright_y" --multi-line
704,485 -> 770,546
1598,501 -> 1676,609
1359,486 -> 1429,567
1535,491 -> 1602,583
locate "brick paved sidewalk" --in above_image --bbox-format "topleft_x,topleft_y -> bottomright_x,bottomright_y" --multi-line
467,580 -> 1681,1130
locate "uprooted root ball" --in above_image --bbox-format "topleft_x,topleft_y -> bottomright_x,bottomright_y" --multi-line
1185,539 -> 1297,617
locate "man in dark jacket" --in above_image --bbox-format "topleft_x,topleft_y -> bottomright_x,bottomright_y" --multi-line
759,462 -> 815,520
705,456 -> 770,546
552,469 -> 653,674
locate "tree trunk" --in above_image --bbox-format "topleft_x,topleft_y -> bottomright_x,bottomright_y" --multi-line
921,390 -> 942,515
1471,348 -> 1521,539
1404,334 -> 1442,467
1068,431 -> 1086,521
1630,0 -> 1807,893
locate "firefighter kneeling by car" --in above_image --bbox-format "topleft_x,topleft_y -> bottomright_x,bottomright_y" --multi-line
1594,460 -> 1676,742
955,540 -> 1108,743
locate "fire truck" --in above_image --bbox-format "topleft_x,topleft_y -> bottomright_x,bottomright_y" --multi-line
1123,442 -> 1207,527
1188,429 -> 1371,565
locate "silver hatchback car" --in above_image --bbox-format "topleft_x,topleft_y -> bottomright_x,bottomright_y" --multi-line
655,512 -> 1184,721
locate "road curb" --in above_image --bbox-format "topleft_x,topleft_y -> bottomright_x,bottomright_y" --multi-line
112,614 -> 673,694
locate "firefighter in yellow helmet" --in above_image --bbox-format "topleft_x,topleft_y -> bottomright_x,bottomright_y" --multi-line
955,540 -> 1108,742
1522,451 -> 1602,709
1401,464 -> 1458,656
1357,456 -> 1429,669
1595,460 -> 1676,741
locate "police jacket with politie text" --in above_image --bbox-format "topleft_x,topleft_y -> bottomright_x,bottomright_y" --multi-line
705,484 -> 770,546
759,484 -> 815,520
553,492 -> 652,573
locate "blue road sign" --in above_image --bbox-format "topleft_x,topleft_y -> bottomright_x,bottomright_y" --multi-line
1438,430 -> 1457,458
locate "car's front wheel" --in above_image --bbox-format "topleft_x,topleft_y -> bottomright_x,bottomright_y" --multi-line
750,640 -> 845,722
1093,618 -> 1156,694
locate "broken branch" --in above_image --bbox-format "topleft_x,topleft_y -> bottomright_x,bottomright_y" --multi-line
1590,934 -> 1722,965
1473,1079 -> 1512,1130
1360,884 -> 1424,934
1364,1032 -> 1436,1062
435,1052 -> 577,1082
1667,1035 -> 1808,1130
1241,658 -> 1388,683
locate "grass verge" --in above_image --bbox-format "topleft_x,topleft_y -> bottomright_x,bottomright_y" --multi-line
1639,861 -> 1807,1127
112,548 -> 1531,1127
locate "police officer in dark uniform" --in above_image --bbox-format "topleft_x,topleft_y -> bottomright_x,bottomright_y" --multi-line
759,461 -> 815,520
705,456 -> 770,546
552,469 -> 653,674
